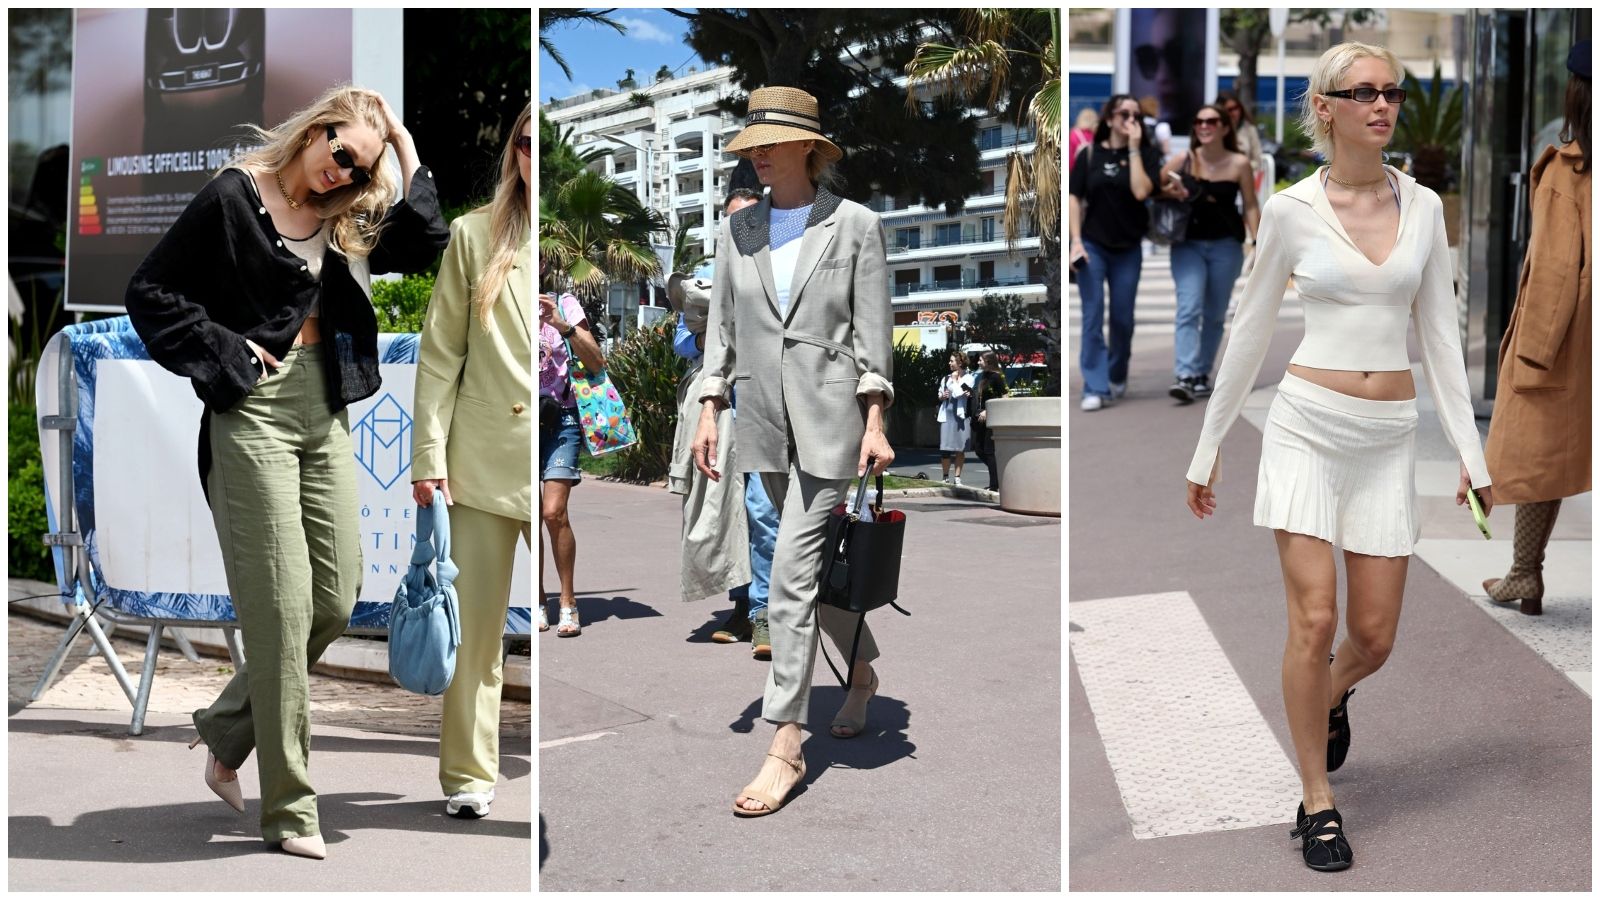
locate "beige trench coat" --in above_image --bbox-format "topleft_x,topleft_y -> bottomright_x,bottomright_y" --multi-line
668,273 -> 751,602
1484,141 -> 1592,503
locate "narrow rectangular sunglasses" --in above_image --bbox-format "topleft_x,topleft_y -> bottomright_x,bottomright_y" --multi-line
326,124 -> 372,186
1322,87 -> 1408,104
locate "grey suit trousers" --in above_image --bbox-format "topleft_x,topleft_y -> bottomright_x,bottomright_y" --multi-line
759,461 -> 880,725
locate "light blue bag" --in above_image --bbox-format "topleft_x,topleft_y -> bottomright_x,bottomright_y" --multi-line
388,500 -> 461,695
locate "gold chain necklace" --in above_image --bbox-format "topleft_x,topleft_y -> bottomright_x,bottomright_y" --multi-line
1327,168 -> 1388,200
274,170 -> 302,210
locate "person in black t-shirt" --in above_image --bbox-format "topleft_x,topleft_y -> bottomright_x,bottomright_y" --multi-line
1068,93 -> 1164,411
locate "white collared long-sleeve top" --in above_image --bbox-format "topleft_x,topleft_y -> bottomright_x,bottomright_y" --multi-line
1186,166 -> 1492,490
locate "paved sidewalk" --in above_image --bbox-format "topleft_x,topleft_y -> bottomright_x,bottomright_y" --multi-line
539,479 -> 1061,891
1067,268 -> 1591,890
8,613 -> 531,890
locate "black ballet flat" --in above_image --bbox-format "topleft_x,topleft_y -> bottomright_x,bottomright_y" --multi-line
1291,803 -> 1353,871
1327,687 -> 1355,772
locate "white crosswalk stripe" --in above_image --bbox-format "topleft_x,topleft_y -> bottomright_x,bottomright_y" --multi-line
1070,591 -> 1302,838
1069,246 -> 1303,337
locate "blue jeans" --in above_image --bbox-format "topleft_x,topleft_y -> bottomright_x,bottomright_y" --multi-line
1171,238 -> 1245,379
1077,240 -> 1143,398
727,473 -> 779,619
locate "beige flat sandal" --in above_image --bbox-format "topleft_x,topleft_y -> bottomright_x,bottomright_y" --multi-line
733,753 -> 805,818
830,669 -> 880,739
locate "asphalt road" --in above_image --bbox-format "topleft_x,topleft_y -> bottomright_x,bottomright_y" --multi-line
538,479 -> 1061,891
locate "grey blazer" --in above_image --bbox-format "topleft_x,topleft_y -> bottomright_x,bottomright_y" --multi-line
700,187 -> 895,480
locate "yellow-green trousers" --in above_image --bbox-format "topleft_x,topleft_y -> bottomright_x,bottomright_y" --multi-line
195,345 -> 361,841
439,502 -> 532,794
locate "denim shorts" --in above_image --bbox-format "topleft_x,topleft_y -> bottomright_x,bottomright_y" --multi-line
540,407 -> 582,483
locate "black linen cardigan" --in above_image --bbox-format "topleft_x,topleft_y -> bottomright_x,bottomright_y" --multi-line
125,165 -> 449,490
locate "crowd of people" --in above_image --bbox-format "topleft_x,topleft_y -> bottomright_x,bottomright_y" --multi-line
1068,87 -> 1266,412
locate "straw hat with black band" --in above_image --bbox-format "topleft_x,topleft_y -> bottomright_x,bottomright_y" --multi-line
725,86 -> 843,163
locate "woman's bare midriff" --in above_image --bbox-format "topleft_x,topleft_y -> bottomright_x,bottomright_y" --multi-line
1287,364 -> 1415,401
295,315 -> 322,346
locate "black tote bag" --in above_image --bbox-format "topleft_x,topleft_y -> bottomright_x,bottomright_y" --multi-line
816,467 -> 909,688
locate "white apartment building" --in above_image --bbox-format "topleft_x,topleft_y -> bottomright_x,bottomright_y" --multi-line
543,62 -> 1045,327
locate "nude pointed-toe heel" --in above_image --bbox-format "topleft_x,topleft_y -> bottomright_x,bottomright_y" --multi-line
189,735 -> 245,813
277,835 -> 327,860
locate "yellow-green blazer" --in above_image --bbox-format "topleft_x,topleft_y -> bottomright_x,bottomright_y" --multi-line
411,207 -> 532,521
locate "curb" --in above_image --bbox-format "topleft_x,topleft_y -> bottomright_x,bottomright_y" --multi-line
7,579 -> 530,700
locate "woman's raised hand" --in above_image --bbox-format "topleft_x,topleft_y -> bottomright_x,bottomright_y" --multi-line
373,91 -> 408,143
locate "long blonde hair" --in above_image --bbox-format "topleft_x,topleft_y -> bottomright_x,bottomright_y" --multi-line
222,84 -> 397,260
474,102 -> 532,328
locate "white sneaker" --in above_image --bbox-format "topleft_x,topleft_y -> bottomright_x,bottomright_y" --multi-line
1109,381 -> 1127,399
446,790 -> 494,819
941,475 -> 952,484
953,476 -> 963,486
1081,395 -> 1105,411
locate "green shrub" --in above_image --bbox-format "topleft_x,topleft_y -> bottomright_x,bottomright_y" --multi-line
888,342 -> 948,442
373,273 -> 436,333
8,404 -> 53,582
600,316 -> 690,483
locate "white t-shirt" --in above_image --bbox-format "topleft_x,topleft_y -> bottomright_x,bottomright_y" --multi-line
769,203 -> 812,317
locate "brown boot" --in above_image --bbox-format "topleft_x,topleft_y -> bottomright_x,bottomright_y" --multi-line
1483,499 -> 1561,615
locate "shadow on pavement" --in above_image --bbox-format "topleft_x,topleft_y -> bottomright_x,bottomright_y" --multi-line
8,792 -> 529,864
5,719 -> 532,782
684,604 -> 745,643
570,594 -> 662,627
724,689 -> 917,775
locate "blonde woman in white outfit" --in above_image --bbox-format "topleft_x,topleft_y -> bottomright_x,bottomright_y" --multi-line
1183,43 -> 1494,872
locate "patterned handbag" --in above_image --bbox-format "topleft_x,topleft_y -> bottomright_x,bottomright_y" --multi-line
564,335 -> 638,456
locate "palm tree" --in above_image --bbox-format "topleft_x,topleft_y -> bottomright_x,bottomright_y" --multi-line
669,219 -> 711,275
906,8 -> 1061,393
539,169 -> 669,330
906,9 -> 1059,252
1395,60 -> 1463,193
539,9 -> 626,82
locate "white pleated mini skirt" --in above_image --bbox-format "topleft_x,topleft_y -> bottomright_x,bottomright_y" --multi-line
1254,372 -> 1420,557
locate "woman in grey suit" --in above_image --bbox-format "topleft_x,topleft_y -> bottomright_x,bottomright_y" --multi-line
692,86 -> 896,817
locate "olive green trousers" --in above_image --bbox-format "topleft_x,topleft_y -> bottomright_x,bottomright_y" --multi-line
194,345 -> 361,841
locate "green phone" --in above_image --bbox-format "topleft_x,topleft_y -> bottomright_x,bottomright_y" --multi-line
1467,487 -> 1491,540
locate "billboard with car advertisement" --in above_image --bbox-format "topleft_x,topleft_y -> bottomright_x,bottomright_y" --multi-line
66,8 -> 353,311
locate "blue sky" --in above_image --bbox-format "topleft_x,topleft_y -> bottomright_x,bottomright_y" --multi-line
539,8 -> 707,105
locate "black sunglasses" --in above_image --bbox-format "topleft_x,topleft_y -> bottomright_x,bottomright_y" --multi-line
1193,116 -> 1224,127
1323,87 -> 1407,104
325,124 -> 372,186
515,135 -> 532,157
1133,40 -> 1185,80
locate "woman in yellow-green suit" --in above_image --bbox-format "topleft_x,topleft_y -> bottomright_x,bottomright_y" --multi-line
411,103 -> 533,819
